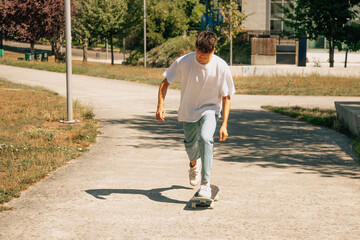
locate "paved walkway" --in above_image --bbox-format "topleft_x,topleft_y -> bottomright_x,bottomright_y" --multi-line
0,65 -> 360,239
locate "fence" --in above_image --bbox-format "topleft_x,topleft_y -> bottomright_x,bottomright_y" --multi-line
245,30 -> 297,65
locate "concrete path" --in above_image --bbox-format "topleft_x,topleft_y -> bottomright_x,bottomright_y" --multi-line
0,65 -> 360,239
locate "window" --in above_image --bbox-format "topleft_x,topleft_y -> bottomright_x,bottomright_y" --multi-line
271,20 -> 282,31
271,1 -> 282,19
270,0 -> 293,32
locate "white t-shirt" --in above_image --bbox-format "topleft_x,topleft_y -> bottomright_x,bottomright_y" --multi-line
163,52 -> 235,122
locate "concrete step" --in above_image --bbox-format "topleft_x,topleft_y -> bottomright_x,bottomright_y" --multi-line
335,102 -> 360,136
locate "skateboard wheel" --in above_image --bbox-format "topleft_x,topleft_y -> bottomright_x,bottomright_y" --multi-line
192,202 -> 196,209
209,202 -> 214,209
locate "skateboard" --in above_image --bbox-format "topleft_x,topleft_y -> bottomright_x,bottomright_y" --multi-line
189,185 -> 219,209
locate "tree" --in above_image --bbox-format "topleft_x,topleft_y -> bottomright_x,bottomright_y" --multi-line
125,0 -> 200,50
43,0 -> 76,61
146,0 -> 189,48
216,0 -> 246,64
218,0 -> 246,39
183,0 -> 206,30
279,0 -> 360,67
8,0 -> 74,60
11,0 -> 47,53
85,0 -> 127,65
124,0 -> 200,64
0,0 -> 16,49
73,0 -> 95,62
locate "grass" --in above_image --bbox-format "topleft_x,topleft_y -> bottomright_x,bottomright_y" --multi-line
2,51 -> 360,96
0,79 -> 99,210
262,105 -> 360,160
235,75 -> 360,96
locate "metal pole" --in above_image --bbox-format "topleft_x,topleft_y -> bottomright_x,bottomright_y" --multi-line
123,38 -> 126,62
344,48 -> 348,68
106,39 -> 108,61
144,0 -> 147,67
229,0 -> 233,66
65,0 -> 73,122
345,19 -> 351,68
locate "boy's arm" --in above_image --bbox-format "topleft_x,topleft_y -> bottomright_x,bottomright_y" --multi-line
156,79 -> 169,121
219,95 -> 231,142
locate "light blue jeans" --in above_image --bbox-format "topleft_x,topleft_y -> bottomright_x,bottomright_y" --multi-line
183,112 -> 218,183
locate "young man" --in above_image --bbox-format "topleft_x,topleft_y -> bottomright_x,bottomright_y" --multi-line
156,31 -> 235,198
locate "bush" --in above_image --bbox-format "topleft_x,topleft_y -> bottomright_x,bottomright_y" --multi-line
216,40 -> 251,65
125,49 -> 144,66
133,35 -> 196,68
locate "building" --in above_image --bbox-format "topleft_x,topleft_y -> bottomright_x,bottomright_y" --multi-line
241,0 -> 291,33
241,0 -> 360,49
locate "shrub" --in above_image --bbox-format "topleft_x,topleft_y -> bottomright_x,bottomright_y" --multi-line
216,40 -> 251,65
125,49 -> 144,66
131,35 -> 196,68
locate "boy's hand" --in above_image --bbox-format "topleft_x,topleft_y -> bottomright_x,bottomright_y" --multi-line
156,105 -> 166,121
219,126 -> 228,142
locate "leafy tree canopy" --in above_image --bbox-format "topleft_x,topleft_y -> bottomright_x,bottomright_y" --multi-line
125,0 -> 205,51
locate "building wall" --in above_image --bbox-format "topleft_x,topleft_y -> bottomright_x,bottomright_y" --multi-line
242,0 -> 270,31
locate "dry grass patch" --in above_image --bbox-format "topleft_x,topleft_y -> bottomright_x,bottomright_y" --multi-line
2,51 -> 360,96
0,79 -> 99,208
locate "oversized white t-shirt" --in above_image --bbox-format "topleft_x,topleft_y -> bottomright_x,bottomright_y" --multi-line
163,52 -> 235,122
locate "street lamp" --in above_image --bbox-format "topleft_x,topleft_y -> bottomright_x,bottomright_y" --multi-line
229,0 -> 232,66
144,0 -> 147,67
64,0 -> 73,122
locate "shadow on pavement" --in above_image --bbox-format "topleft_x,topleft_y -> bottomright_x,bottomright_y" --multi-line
221,109 -> 360,179
85,185 -> 192,204
102,110 -> 184,150
102,109 -> 360,179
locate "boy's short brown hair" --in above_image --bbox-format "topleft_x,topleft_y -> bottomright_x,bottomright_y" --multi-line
195,31 -> 217,53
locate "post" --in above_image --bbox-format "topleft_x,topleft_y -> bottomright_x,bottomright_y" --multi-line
229,0 -> 233,66
345,47 -> 348,68
123,38 -> 126,62
297,36 -> 307,67
106,39 -> 108,61
144,0 -> 147,67
65,0 -> 73,122
345,20 -> 351,68
0,34 -> 3,49
0,49 -> 4,63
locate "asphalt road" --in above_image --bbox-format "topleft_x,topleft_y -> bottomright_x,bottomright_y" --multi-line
0,65 -> 360,239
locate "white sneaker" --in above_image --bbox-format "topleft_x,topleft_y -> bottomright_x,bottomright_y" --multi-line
188,160 -> 201,186
198,181 -> 211,198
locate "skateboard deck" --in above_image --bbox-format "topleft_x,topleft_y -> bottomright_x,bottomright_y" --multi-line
189,184 -> 219,209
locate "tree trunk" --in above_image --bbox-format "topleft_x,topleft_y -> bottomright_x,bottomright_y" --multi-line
30,41 -> 35,53
49,37 -> 62,61
83,38 -> 88,63
0,34 -> 3,49
329,37 -> 334,68
110,35 -> 114,65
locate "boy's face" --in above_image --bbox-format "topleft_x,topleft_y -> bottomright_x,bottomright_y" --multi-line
195,47 -> 215,65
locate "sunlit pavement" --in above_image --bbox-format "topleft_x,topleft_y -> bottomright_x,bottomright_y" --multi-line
0,65 -> 360,239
